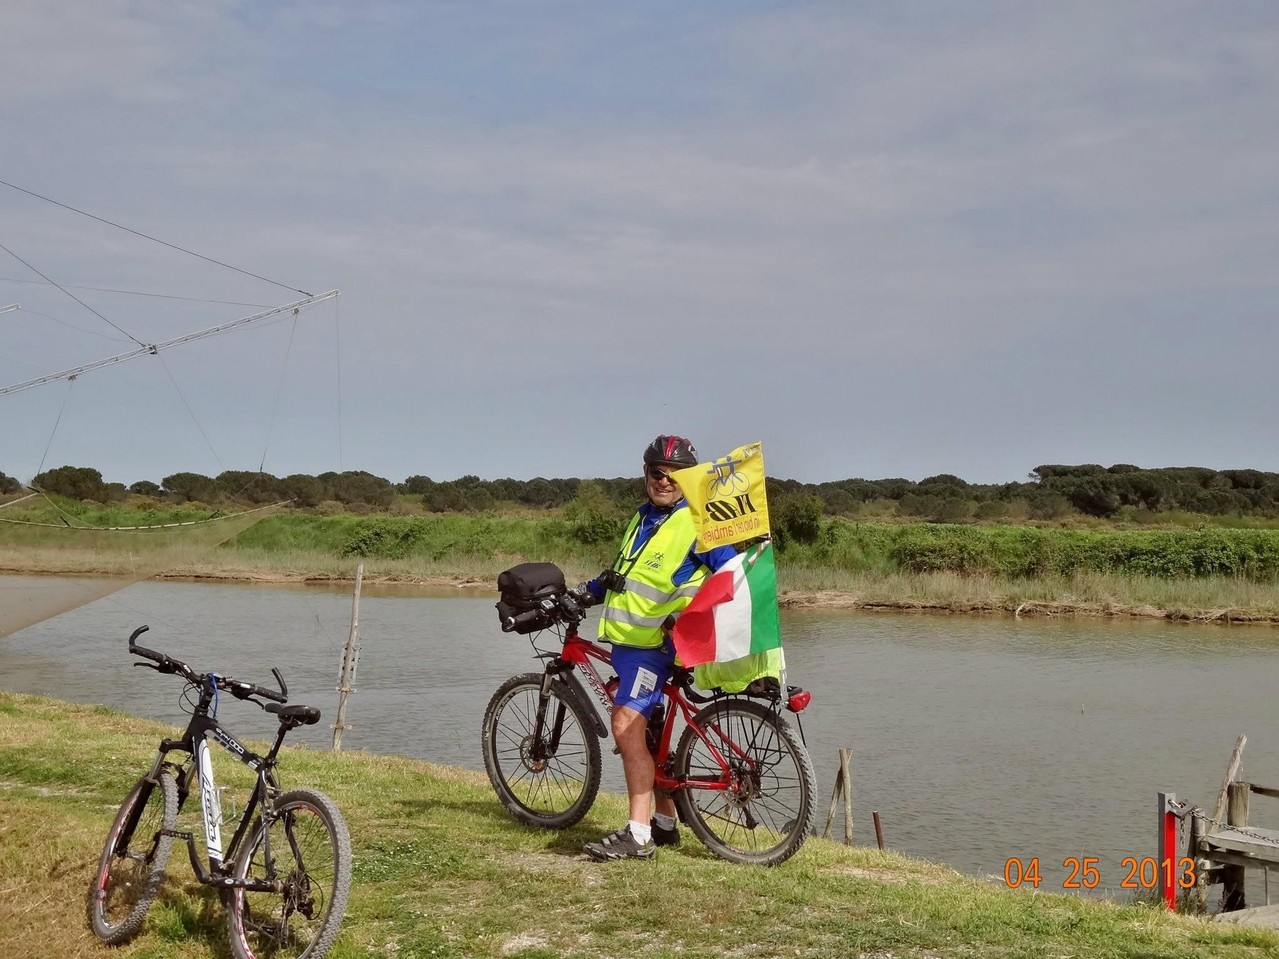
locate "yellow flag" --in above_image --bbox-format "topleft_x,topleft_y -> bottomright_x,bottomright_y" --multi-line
672,441 -> 771,550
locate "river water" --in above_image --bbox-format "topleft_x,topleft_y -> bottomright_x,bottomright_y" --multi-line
3,575 -> 1277,899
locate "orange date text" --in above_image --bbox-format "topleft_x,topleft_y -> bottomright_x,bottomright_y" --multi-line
1002,857 -> 1196,890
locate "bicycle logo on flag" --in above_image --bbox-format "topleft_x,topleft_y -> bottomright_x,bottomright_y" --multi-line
704,453 -> 750,501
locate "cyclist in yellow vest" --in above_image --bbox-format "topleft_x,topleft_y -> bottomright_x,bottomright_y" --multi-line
579,435 -> 737,861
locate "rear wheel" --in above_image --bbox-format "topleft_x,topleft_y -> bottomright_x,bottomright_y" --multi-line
673,698 -> 815,866
482,672 -> 602,829
226,788 -> 352,959
87,772 -> 178,943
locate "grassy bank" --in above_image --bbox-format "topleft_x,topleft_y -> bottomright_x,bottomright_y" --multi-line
7,506 -> 1279,622
3,691 -> 1275,959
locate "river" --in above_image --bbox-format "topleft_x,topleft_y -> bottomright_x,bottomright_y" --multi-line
3,575 -> 1277,899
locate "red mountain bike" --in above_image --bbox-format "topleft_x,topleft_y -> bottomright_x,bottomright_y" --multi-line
481,565 -> 815,866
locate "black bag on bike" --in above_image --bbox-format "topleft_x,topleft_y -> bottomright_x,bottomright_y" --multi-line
496,562 -> 565,634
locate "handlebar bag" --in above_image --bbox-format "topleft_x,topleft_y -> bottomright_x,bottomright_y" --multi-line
497,562 -> 566,609
496,562 -> 565,632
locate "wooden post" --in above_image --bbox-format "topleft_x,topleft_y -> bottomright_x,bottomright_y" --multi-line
873,811 -> 885,850
822,776 -> 841,840
1222,780 -> 1250,911
1188,811 -> 1208,913
1212,734 -> 1247,826
840,748 -> 853,845
331,562 -> 363,751
822,748 -> 854,843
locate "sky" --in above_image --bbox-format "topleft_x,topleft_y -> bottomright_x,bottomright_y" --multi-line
2,1 -> 1278,488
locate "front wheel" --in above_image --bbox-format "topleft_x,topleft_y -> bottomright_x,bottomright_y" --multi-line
482,672 -> 602,829
226,788 -> 352,959
673,698 -> 816,866
87,772 -> 179,944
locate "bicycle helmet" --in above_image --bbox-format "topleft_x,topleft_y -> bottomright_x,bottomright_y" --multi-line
643,435 -> 698,467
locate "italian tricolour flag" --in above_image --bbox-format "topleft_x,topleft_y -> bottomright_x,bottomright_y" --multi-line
671,541 -> 781,667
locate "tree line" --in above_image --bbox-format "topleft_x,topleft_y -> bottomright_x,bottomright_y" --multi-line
6,462 -> 1279,521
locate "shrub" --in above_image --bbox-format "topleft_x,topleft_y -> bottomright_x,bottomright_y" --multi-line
974,501 -> 1008,521
1028,491 -> 1072,520
564,482 -> 625,546
340,518 -> 430,559
931,498 -> 971,523
773,493 -> 824,549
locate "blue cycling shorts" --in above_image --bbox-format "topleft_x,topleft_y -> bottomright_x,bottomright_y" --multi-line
611,638 -> 675,718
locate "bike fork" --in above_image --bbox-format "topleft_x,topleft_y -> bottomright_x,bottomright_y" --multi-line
535,672 -> 568,755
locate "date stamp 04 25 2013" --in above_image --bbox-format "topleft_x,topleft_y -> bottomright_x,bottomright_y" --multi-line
1003,856 -> 1197,891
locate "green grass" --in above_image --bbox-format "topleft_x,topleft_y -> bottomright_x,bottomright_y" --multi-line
2,691 -> 1276,959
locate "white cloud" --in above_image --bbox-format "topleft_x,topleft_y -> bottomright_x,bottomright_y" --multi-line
4,2 -> 1279,483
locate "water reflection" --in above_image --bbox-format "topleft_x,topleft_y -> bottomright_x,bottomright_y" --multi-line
3,576 -> 1277,896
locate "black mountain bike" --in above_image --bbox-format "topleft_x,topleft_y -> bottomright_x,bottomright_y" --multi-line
87,625 -> 352,959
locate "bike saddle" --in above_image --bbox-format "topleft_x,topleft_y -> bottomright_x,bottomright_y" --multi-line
265,703 -> 322,726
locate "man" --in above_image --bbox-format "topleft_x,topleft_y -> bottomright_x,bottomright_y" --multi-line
579,435 -> 737,861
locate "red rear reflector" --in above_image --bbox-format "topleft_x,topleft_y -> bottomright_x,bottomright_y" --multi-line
787,690 -> 811,712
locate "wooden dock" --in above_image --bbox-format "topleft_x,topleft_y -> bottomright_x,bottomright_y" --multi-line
1189,735 -> 1279,923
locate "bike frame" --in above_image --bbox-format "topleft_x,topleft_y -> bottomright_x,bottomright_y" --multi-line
551,629 -> 757,795
144,681 -> 292,891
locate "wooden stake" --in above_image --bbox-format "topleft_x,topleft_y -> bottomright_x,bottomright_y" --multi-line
822,748 -> 854,844
840,748 -> 853,845
823,772 -> 842,840
1188,811 -> 1208,913
1222,781 -> 1250,911
332,562 -> 363,751
1211,733 -> 1247,827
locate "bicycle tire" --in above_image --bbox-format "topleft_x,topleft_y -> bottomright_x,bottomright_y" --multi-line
87,772 -> 179,944
673,698 -> 815,866
482,672 -> 602,829
226,788 -> 352,959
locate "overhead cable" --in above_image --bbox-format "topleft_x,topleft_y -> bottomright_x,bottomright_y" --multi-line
0,178 -> 312,296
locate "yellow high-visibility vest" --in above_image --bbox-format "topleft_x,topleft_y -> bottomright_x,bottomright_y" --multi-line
599,506 -> 707,649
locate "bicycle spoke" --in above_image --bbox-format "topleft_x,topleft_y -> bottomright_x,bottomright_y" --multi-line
674,699 -> 815,865
230,792 -> 350,959
483,673 -> 603,829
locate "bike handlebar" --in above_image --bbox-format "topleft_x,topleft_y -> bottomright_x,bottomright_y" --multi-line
499,589 -> 591,633
127,625 -> 289,703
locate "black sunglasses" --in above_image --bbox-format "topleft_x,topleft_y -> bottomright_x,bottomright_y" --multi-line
645,465 -> 677,483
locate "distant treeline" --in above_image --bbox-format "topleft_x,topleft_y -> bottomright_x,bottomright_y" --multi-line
7,462 -> 1279,522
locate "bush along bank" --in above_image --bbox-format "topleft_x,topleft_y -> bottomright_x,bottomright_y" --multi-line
11,506 -> 1279,621
304,515 -> 1279,583
779,522 -> 1279,581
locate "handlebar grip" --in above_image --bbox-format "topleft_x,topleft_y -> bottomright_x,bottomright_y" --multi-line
569,584 -> 598,608
265,667 -> 288,703
127,625 -> 166,664
503,608 -> 545,633
225,674 -> 288,703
